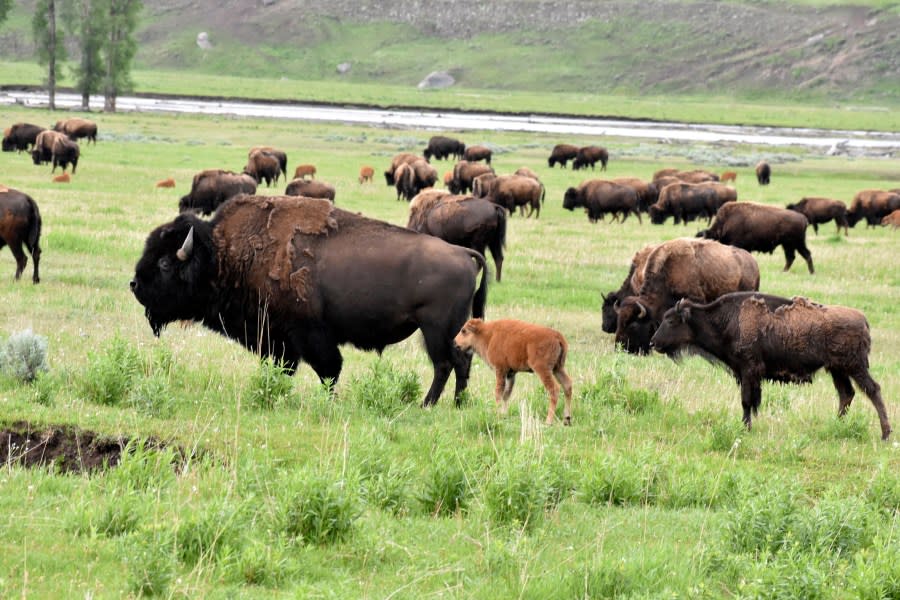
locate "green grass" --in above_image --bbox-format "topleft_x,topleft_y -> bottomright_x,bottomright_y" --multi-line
0,102 -> 898,597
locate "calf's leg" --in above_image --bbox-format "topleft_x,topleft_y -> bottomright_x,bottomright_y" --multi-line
533,365 -> 560,425
554,366 -> 574,426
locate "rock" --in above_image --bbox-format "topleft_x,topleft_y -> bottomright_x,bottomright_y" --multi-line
196,32 -> 212,50
417,71 -> 455,90
337,62 -> 352,75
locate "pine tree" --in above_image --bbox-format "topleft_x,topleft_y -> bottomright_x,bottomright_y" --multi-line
32,0 -> 67,110
102,0 -> 141,112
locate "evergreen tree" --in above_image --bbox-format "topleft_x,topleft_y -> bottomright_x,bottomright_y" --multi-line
32,0 -> 67,110
65,0 -> 107,109
102,0 -> 141,112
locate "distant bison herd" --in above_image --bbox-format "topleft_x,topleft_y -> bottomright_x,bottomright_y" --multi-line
3,121 -> 897,439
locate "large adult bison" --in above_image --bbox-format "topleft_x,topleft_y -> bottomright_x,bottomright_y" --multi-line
244,149 -> 282,187
847,189 -> 900,228
547,144 -> 579,168
49,136 -> 80,174
612,177 -> 659,212
572,146 -> 609,171
786,197 -> 849,235
611,238 -> 759,354
284,179 -> 336,202
53,117 -> 97,144
649,182 -> 720,225
563,180 -> 641,223
463,145 -> 492,164
600,242 -> 659,335
131,195 -> 488,408
2,123 -> 45,153
698,201 -> 814,274
179,169 -> 257,215
650,292 -> 891,440
408,191 -> 507,281
30,130 -> 67,166
0,187 -> 42,283
384,152 -> 419,186
483,174 -> 544,218
424,135 -> 465,162
448,161 -> 494,195
755,161 -> 771,185
249,147 -> 288,183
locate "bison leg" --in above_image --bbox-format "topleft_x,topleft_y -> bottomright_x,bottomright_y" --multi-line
421,325 -> 457,407
297,328 -> 343,386
739,375 -> 762,430
9,243 -> 27,281
554,366 -> 574,426
533,365 -> 560,425
798,245 -> 814,274
848,369 -> 892,440
451,345 -> 473,407
782,246 -> 797,272
29,243 -> 40,284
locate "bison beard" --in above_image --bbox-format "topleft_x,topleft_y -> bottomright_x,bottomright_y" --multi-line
131,195 -> 489,407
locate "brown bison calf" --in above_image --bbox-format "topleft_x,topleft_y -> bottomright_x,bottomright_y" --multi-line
293,164 -> 317,180
155,177 -> 175,188
358,165 -> 374,184
882,209 -> 900,229
720,171 -> 737,183
52,173 -> 70,183
454,318 -> 573,425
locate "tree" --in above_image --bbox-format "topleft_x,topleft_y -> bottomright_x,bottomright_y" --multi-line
102,0 -> 141,112
32,0 -> 68,110
64,0 -> 107,110
0,0 -> 12,26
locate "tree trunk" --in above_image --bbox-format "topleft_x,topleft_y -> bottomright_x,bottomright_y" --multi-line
47,0 -> 56,110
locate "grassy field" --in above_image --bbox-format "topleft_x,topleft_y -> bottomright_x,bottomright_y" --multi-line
0,104 -> 899,598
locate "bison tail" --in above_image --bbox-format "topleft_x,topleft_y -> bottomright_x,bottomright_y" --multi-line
540,183 -> 546,205
496,205 -> 508,249
26,197 -> 42,251
464,249 -> 489,319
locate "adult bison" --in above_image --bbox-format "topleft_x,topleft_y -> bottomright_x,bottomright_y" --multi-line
612,177 -> 659,212
30,130 -> 66,166
384,152 -> 419,186
179,169 -> 257,215
755,161 -> 771,185
483,175 -> 544,218
284,179 -> 336,202
547,144 -> 579,168
600,242 -> 659,335
448,161 -> 494,195
847,189 -> 900,228
563,180 -> 641,224
649,182 -> 720,225
53,117 -> 97,144
244,149 -> 282,187
49,136 -> 80,174
611,238 -> 759,354
463,145 -> 492,164
786,197 -> 849,235
2,123 -> 45,153
698,201 -> 813,274
572,146 -> 609,171
424,135 -> 465,162
131,195 -> 488,408
249,147 -> 288,182
0,187 -> 42,283
408,191 -> 507,281
650,292 -> 891,440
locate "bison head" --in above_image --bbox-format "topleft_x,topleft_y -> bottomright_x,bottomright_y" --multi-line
600,292 -> 619,334
130,215 -> 217,337
650,299 -> 695,358
1,136 -> 13,152
30,149 -> 42,165
614,296 -> 657,355
562,188 -> 579,211
648,205 -> 667,225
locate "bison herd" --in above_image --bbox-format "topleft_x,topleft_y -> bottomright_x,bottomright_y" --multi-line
3,121 -> 898,440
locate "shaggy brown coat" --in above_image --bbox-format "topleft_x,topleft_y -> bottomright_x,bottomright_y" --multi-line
384,153 -> 418,185
285,179 -> 336,202
53,118 -> 97,144
455,318 -> 573,425
563,180 -> 641,223
358,165 -> 374,184
848,189 -> 900,228
244,150 -> 282,187
179,170 -> 257,215
0,187 -> 42,283
572,145 -> 609,171
547,143 -> 579,168
755,161 -> 771,185
2,123 -> 45,152
601,242 -> 660,334
30,130 -> 66,166
463,145 -> 492,164
786,197 -> 849,235
483,174 -> 544,218
249,147 -> 288,182
449,161 -> 494,195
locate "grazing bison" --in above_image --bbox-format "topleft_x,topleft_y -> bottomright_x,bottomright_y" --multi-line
179,169 -> 257,215
384,153 -> 418,186
651,292 -> 892,440
131,195 -> 488,407
612,177 -> 659,213
448,161 -> 494,195
600,242 -> 659,335
652,168 -> 680,181
564,180 -> 641,224
483,174 -> 544,218
30,130 -> 67,166
249,147 -> 288,183
548,144 -> 579,168
2,123 -> 45,153
755,161 -> 771,185
393,162 -> 417,201
424,135 -> 465,162
514,166 -> 541,181
698,201 -> 813,274
882,209 -> 900,229
471,172 -> 498,199
572,145 -> 609,171
53,118 -> 97,144
244,149 -> 282,187
284,179 -> 336,202
0,187 -> 42,283
612,238 -> 760,354
408,192 -> 507,281
463,145 -> 492,164
358,165 -> 374,184
786,197 -> 849,236
49,136 -> 80,174
847,189 -> 900,228
293,164 -> 317,180
454,318 -> 573,425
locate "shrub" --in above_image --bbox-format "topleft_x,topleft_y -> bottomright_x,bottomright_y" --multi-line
278,469 -> 360,545
720,481 -> 800,555
865,465 -> 900,514
707,417 -> 746,454
107,439 -> 178,494
81,335 -> 142,406
128,373 -> 176,418
579,369 -> 661,416
357,450 -> 413,515
579,451 -> 666,507
846,536 -> 900,600
791,494 -> 878,557
245,357 -> 295,410
0,329 -> 48,382
345,359 -> 421,417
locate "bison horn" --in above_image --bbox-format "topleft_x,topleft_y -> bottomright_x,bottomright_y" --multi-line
636,302 -> 648,319
176,226 -> 194,261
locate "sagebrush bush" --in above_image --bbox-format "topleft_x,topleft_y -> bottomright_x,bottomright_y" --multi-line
0,329 -> 48,382
345,359 -> 421,417
278,469 -> 359,545
81,335 -> 143,406
245,357 -> 295,410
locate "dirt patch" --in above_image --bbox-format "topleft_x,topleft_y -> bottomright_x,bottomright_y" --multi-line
0,421 -> 176,474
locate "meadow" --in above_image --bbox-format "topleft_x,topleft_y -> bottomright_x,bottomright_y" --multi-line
0,103 -> 899,598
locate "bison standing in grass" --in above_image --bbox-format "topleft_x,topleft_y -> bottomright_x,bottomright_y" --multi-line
179,170 -> 257,215
547,144 -> 579,168
53,117 -> 97,144
455,318 -> 573,425
651,292 -> 892,440
563,180 -> 641,224
847,189 -> 900,228
572,145 -> 609,171
0,186 -> 42,283
755,161 -> 771,185
2,123 -> 45,153
132,195 -> 489,408
786,197 -> 849,236
424,135 -> 465,162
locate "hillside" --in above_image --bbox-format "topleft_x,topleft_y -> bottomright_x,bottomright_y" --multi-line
2,0 -> 899,104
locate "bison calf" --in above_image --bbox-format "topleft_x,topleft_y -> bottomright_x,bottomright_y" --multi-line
455,318 -> 573,425
155,177 -> 176,188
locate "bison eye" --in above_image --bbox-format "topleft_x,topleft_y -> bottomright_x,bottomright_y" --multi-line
158,257 -> 173,273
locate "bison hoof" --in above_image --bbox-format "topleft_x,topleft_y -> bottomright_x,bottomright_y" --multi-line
563,416 -> 572,426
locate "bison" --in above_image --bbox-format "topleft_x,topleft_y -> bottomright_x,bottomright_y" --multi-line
650,292 -> 891,440
249,147 -> 288,183
244,149 -> 282,187
448,161 -> 494,195
847,189 -> 900,228
649,182 -> 720,225
179,169 -> 257,215
49,136 -> 80,174
293,164 -> 317,180
285,179 -> 336,202
698,201 -> 813,274
156,178 -> 176,188
53,118 -> 97,144
454,318 -> 573,425
483,175 -> 544,218
2,123 -> 45,153
786,197 -> 849,236
600,242 -> 660,335
563,180 -> 641,224
30,130 -> 66,166
0,187 -> 42,283
408,191 -> 507,281
882,209 -> 900,229
572,146 -> 609,171
612,177 -> 659,212
514,166 -> 541,181
384,153 -> 418,186
358,165 -> 374,184
131,195 -> 488,408
463,145 -> 492,164
611,238 -> 760,354
52,173 -> 70,183
755,161 -> 771,185
720,171 -> 737,183
424,135 -> 465,162
548,144 -> 579,168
